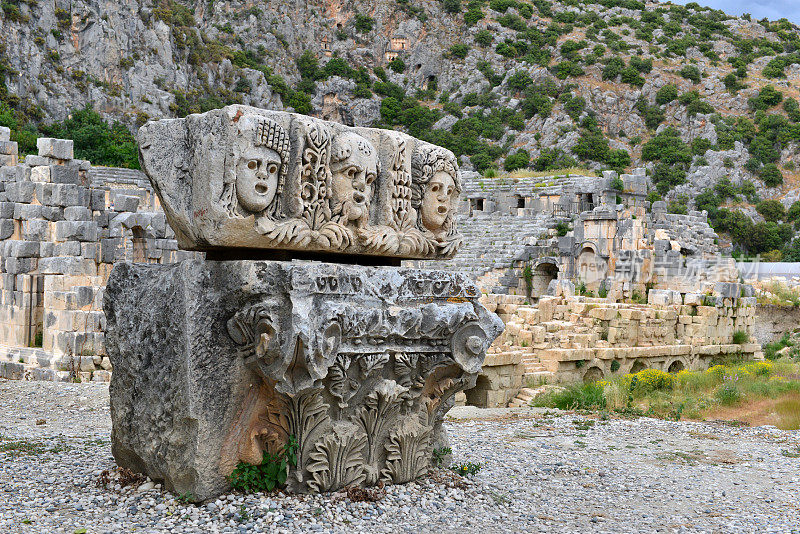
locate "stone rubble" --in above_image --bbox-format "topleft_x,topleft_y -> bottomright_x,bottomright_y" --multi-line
1,380 -> 798,534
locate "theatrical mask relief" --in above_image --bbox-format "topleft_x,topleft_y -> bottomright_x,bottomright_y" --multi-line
137,105 -> 462,259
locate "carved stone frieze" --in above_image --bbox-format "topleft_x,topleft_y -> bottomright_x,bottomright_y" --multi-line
137,106 -> 462,260
104,260 -> 503,500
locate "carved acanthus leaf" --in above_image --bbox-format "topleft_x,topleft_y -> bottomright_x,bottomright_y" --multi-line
306,425 -> 367,492
380,417 -> 432,484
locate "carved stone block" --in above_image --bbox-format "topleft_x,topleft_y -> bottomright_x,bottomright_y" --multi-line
104,260 -> 503,500
137,106 -> 462,260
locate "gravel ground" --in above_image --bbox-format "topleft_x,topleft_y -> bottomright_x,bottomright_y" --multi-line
1,379 -> 799,534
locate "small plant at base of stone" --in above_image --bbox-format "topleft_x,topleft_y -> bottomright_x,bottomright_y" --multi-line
227,435 -> 298,493
176,492 -> 195,504
432,446 -> 452,467
450,462 -> 482,477
732,330 -> 748,344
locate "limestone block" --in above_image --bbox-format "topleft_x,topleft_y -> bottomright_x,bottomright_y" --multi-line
50,165 -> 80,185
0,219 -> 14,240
25,154 -> 49,167
37,138 -> 74,160
589,307 -> 616,321
92,370 -> 112,382
5,182 -> 35,203
104,260 -> 503,501
55,221 -> 98,242
0,126 -> 9,142
684,293 -> 702,305
30,166 -> 51,183
137,105 -> 462,260
0,140 -> 18,156
64,206 -> 91,221
112,194 -> 140,212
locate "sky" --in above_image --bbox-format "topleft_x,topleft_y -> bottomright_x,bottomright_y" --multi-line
669,0 -> 800,25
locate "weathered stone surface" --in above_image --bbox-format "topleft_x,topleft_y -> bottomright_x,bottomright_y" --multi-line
104,260 -> 502,501
37,138 -> 74,160
137,105 -> 462,261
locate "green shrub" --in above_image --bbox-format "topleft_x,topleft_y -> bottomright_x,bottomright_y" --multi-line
680,64 -> 701,84
620,66 -> 644,86
443,0 -> 462,13
474,29 -> 493,46
39,106 -> 139,169
506,71 -> 533,91
732,330 -> 749,344
764,333 -> 793,360
723,72 -> 746,93
610,176 -> 624,191
655,84 -> 678,105
602,56 -> 625,80
749,85 -> 783,111
760,163 -> 784,187
787,201 -> 800,222
388,57 -> 406,72
504,149 -> 529,171
756,199 -> 786,222
354,14 -> 374,33
533,383 -> 607,410
686,99 -> 714,116
464,8 -> 484,26
667,201 -> 688,215
641,127 -> 692,165
447,44 -> 470,59
635,98 -> 665,130
228,436 -> 298,493
552,60 -> 583,79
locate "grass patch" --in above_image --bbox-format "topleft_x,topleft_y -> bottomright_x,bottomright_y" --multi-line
532,382 -> 606,410
533,360 -> 800,427
775,393 -> 800,430
505,167 -> 599,180
757,281 -> 800,307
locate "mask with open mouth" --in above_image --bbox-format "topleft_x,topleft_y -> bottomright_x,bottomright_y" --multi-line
220,115 -> 290,219
330,131 -> 378,226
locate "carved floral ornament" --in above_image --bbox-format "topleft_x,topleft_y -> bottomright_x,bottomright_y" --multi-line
219,278 -> 499,493
137,106 -> 463,259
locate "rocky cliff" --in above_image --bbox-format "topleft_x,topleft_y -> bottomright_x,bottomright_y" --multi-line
2,0 -> 800,221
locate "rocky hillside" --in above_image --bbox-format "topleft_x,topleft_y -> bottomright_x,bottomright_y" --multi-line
2,0 -> 800,254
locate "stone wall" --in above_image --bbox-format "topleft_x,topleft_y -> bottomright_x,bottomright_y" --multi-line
0,133 -> 199,381
466,286 -> 761,406
752,304 -> 800,345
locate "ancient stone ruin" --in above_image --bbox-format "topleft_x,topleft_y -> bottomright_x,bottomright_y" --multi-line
102,106 -> 503,500
0,126 -> 200,382
424,171 -> 762,406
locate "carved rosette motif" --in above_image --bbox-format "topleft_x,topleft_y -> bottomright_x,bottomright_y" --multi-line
222,265 -> 503,494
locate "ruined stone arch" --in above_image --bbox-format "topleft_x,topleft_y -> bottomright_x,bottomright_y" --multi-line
583,366 -> 604,382
576,242 -> 607,286
629,360 -> 647,374
666,358 -> 687,374
529,258 -> 559,298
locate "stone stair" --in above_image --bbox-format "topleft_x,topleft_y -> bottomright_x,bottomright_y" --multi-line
417,213 -> 551,283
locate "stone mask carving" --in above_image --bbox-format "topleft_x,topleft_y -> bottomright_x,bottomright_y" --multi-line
411,144 -> 462,255
330,132 -> 379,228
221,115 -> 290,219
138,105 -> 462,260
